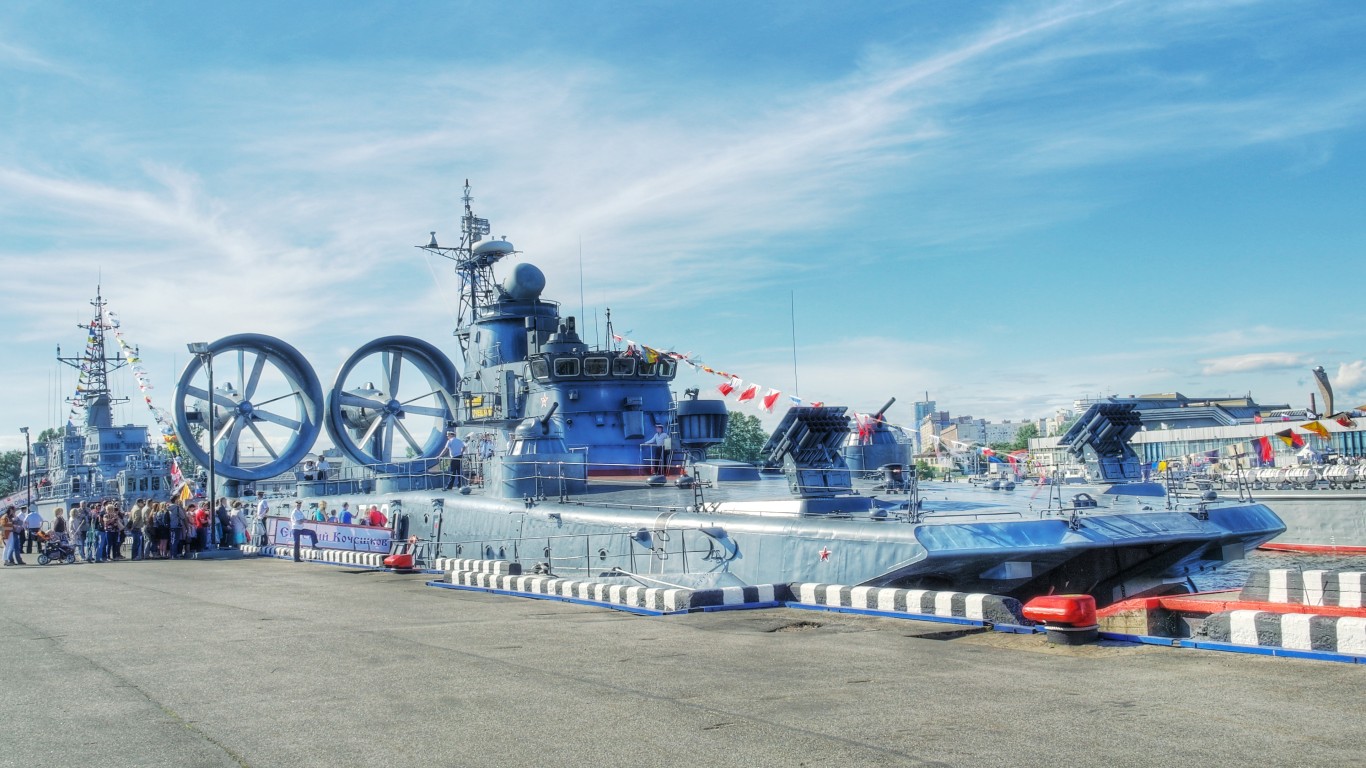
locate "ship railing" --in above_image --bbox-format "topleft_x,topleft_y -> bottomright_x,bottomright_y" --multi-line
310,458 -> 860,502
430,526 -> 729,580
317,456 -> 501,490
33,477 -> 118,504
916,508 -> 1028,522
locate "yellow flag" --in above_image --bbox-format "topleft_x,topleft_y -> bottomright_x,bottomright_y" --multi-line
1300,421 -> 1330,441
1157,460 -> 1167,472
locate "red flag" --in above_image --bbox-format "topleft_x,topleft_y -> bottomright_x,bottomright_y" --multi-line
1335,413 -> 1357,429
761,389 -> 781,412
717,377 -> 738,396
737,384 -> 759,402
1253,415 -> 1263,424
1256,437 -> 1274,463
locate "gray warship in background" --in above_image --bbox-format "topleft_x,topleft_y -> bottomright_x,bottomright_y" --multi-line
20,290 -> 176,516
169,182 -> 1284,607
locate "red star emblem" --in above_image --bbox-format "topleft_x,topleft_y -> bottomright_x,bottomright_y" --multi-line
818,546 -> 831,562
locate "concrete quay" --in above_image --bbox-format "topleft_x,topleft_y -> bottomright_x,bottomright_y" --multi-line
1,558 -> 1362,768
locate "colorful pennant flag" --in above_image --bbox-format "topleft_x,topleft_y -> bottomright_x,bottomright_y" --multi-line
717,377 -> 738,396
761,389 -> 781,412
1335,413 -> 1357,429
1256,436 -> 1274,463
737,384 -> 759,402
1300,421 -> 1330,441
1274,429 -> 1305,449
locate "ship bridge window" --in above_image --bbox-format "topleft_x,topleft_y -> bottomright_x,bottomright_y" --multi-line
583,357 -> 609,376
530,359 -> 550,381
553,358 -> 580,377
658,360 -> 675,377
612,357 -> 636,376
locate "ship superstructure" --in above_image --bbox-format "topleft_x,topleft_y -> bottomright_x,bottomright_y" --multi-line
25,289 -> 175,512
418,182 -> 680,473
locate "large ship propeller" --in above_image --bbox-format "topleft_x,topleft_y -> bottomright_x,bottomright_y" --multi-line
324,336 -> 460,475
173,334 -> 325,482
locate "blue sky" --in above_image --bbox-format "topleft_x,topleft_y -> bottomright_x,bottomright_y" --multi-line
3,0 -> 1366,452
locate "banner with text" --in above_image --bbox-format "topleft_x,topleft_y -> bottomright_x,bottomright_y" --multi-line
267,517 -> 392,553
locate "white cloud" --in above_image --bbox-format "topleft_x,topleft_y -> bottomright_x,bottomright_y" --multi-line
1336,360 -> 1366,400
0,38 -> 77,78
1201,352 -> 1310,376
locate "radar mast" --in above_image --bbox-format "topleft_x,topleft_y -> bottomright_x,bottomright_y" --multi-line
57,286 -> 131,429
417,179 -> 515,359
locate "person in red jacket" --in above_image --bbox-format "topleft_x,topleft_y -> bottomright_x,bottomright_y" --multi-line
367,505 -> 387,527
194,503 -> 211,551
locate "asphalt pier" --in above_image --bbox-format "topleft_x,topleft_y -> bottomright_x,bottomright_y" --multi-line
2,558 -> 1361,767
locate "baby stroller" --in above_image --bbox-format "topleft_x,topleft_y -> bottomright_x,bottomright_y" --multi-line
37,532 -> 78,565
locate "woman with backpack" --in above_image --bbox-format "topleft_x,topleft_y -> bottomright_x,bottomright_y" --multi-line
168,502 -> 187,558
71,503 -> 90,561
153,502 -> 172,558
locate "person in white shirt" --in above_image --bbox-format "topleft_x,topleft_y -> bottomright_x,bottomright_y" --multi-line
254,492 -> 270,546
23,507 -> 43,554
641,424 -> 669,475
438,431 -> 466,490
290,500 -> 315,561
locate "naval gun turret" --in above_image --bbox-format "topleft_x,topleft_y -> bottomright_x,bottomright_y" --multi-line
498,402 -> 588,499
843,396 -> 911,475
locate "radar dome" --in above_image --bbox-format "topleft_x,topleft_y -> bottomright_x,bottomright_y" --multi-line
504,262 -> 546,300
472,239 -> 515,257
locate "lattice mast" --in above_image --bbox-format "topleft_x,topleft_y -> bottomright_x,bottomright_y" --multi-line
57,286 -> 131,428
416,179 -> 508,360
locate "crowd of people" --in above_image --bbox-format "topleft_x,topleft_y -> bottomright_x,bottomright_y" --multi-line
3,497 -> 253,565
271,498 -> 388,527
4,493 -> 400,567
